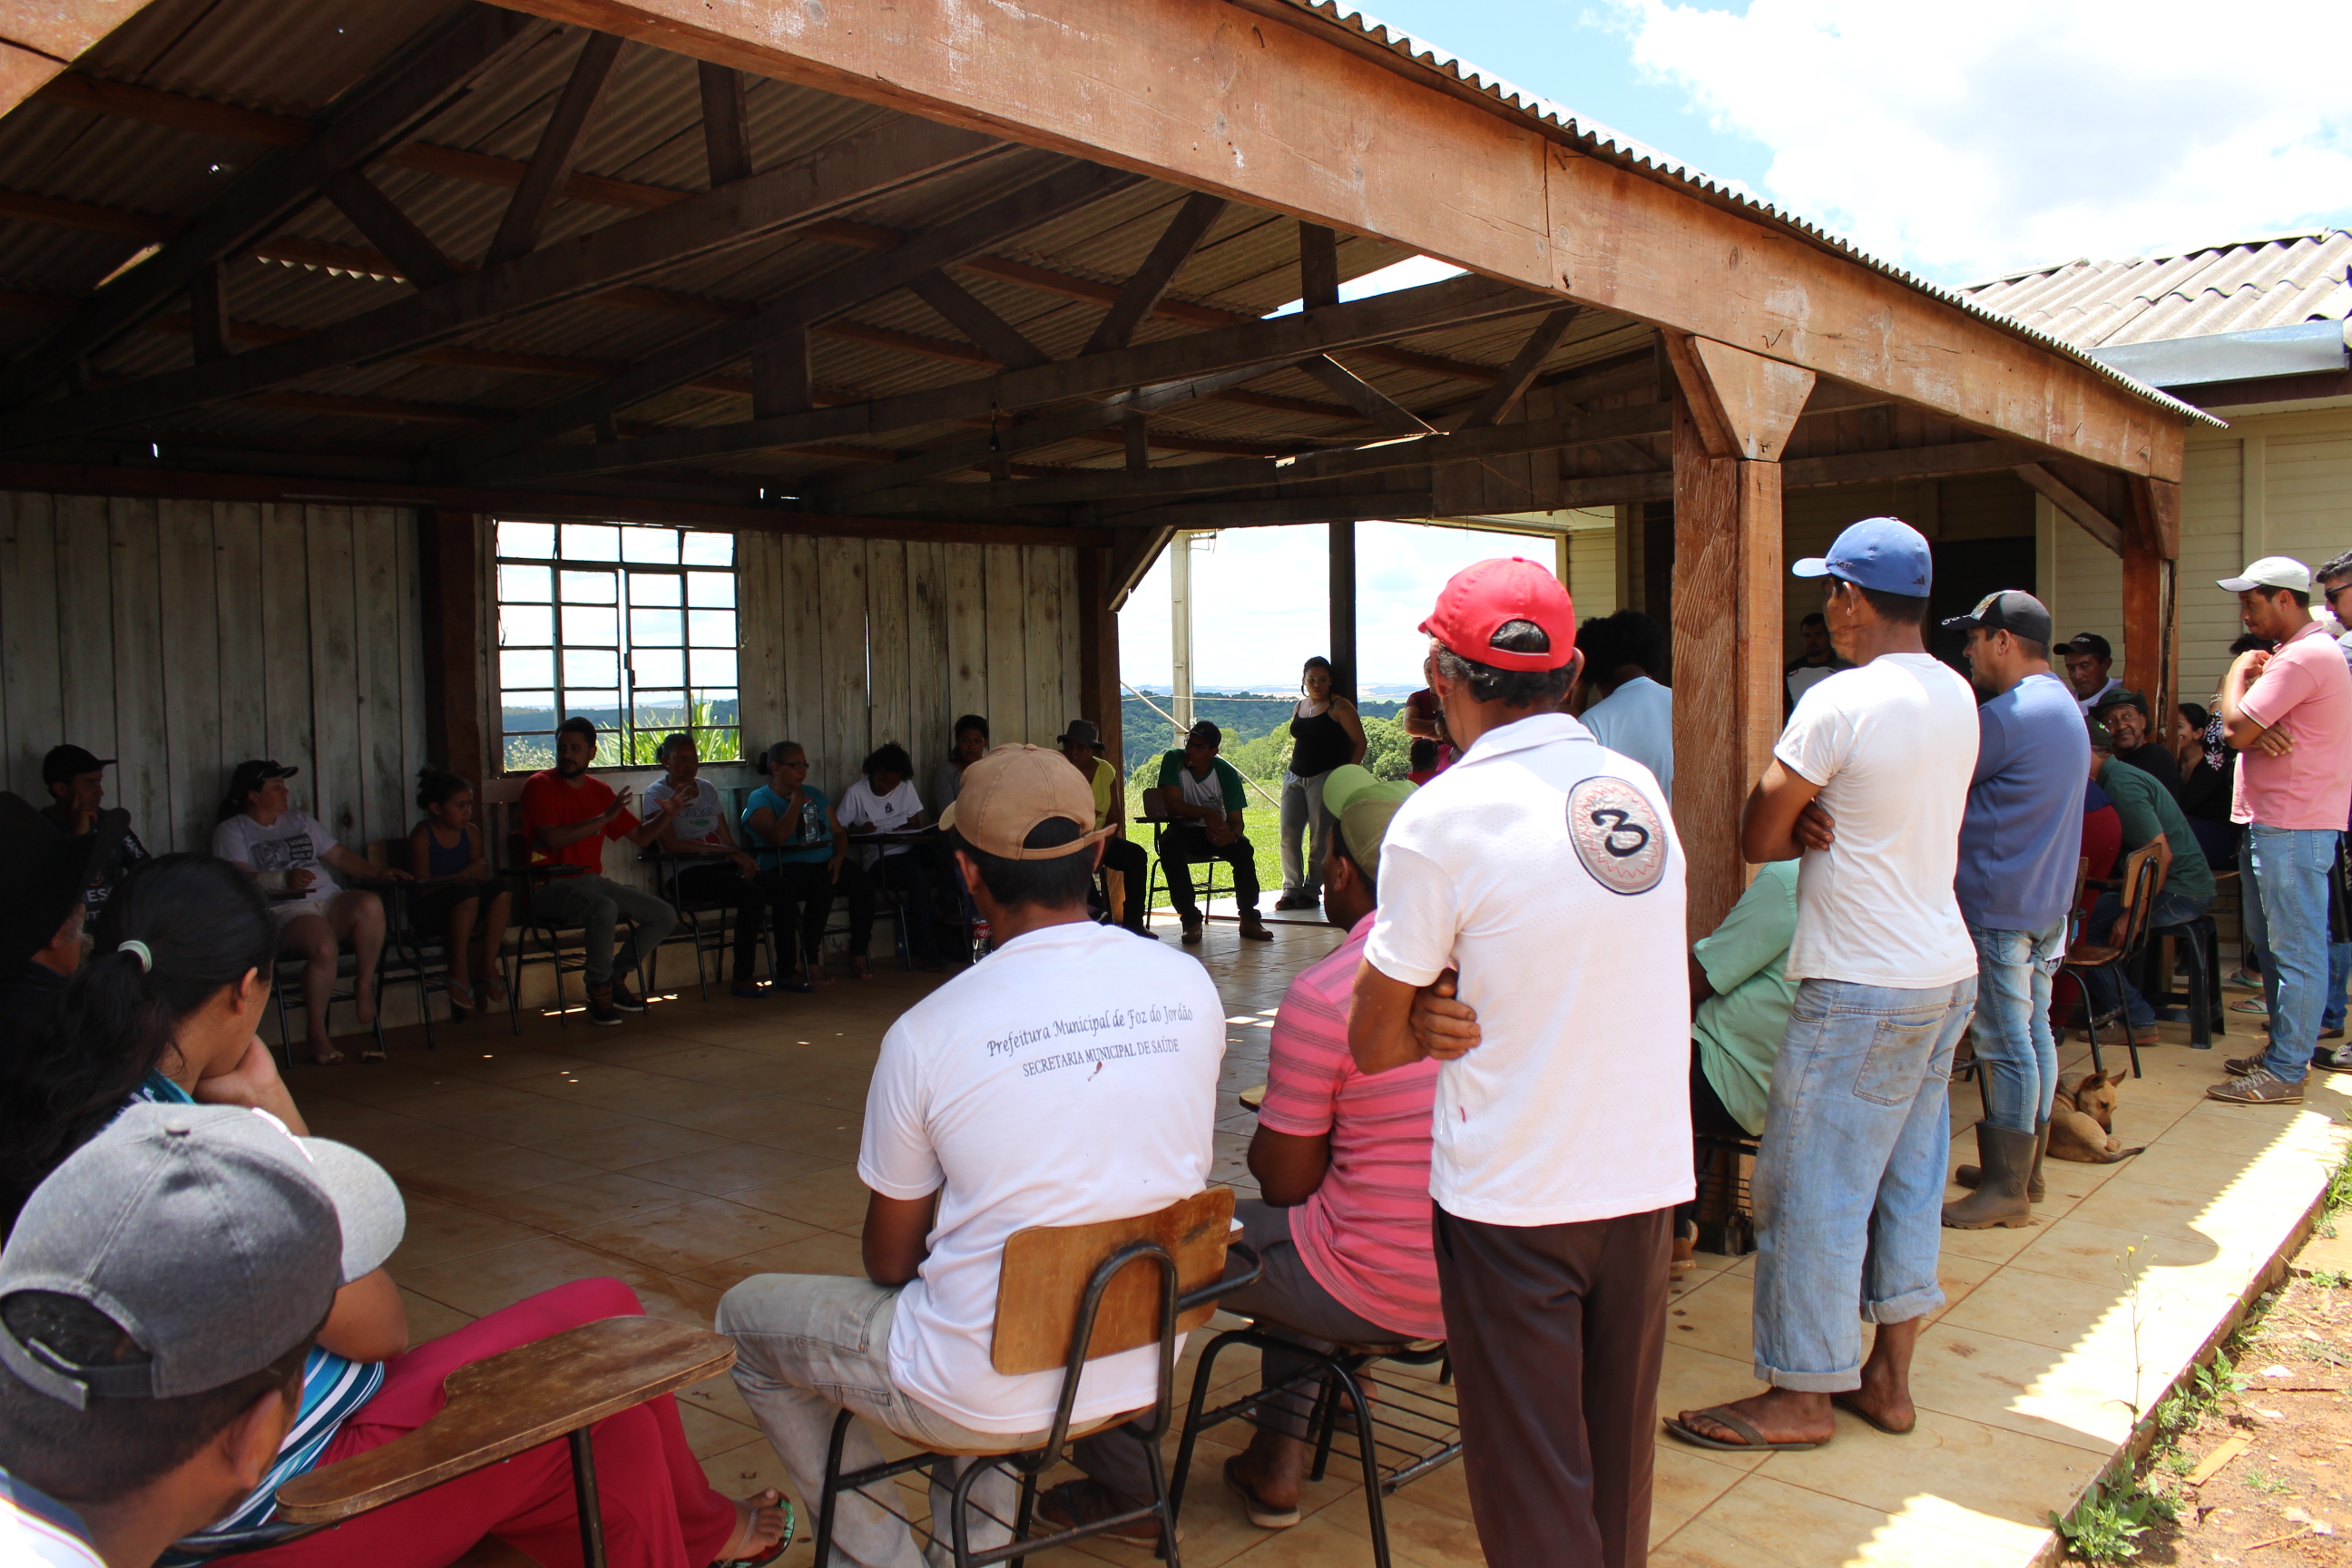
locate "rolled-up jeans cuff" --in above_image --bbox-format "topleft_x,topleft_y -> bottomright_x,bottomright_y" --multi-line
1753,1359 -> 1862,1393
1862,1283 -> 1944,1326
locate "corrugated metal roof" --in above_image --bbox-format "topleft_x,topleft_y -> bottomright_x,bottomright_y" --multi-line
1269,2 -> 2215,426
1960,230 -> 2352,350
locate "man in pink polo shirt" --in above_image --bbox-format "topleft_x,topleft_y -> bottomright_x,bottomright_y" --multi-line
2212,556 -> 2352,1102
1044,767 -> 1440,1539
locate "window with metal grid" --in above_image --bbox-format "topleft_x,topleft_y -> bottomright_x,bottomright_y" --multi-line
493,519 -> 740,772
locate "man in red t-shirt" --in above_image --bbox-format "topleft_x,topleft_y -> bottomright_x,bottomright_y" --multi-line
518,718 -> 680,1025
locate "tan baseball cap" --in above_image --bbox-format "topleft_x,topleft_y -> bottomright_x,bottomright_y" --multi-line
938,744 -> 1112,859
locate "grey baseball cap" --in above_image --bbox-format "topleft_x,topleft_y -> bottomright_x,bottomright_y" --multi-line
0,1103 -> 405,1408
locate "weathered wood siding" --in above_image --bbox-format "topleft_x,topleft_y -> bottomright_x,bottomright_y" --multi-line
1,493 -> 430,857
732,533 -> 1084,801
2051,407 -> 2352,707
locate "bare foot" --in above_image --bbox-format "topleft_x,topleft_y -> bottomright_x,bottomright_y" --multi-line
1836,1319 -> 1919,1434
309,1040 -> 347,1066
807,961 -> 832,985
848,956 -> 873,981
1672,1387 -> 1835,1448
718,1489 -> 789,1562
353,990 -> 377,1026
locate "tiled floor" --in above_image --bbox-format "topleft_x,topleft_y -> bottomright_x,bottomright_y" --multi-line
293,926 -> 2352,1568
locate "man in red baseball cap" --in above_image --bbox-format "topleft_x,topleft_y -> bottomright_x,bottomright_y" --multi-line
1348,558 -> 1693,1568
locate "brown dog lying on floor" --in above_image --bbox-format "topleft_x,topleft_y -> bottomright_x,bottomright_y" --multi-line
2049,1070 -> 2144,1163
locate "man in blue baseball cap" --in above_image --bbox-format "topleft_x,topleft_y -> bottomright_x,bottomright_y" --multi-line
1670,516 -> 1980,1456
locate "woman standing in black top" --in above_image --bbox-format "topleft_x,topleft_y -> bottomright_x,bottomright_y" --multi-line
1276,656 -> 1367,909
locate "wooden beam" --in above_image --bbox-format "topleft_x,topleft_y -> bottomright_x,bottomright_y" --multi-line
1083,193 -> 1226,357
467,270 -> 1543,485
2123,474 -> 2180,720
438,160 -> 1127,474
0,458 -> 1091,544
510,0 -> 2188,480
1076,545 -> 1121,764
906,270 -> 1051,369
1105,524 -> 1172,609
2014,462 -> 2124,556
186,264 -> 229,363
0,117 -> 1007,448
1,4 -> 554,407
1455,306 -> 1579,430
1661,334 -> 1814,462
696,61 -> 753,186
1328,519 -> 1357,702
485,32 -> 628,265
1122,411 -> 1149,473
0,2 -> 176,122
1298,222 -> 1340,310
1668,379 -> 1783,936
1298,354 -> 1431,434
322,170 -> 459,289
750,328 -> 811,418
416,506 -> 486,779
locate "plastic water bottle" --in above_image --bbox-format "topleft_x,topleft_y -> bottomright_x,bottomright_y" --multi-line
971,918 -> 993,960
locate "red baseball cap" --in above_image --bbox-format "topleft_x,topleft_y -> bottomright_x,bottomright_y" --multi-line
1418,558 -> 1576,671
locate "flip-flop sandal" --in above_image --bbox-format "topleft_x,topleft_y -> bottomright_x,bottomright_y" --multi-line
309,1046 -> 348,1067
1664,1406 -> 1823,1453
712,1494 -> 794,1566
359,1041 -> 387,1064
1222,1457 -> 1300,1529
1830,1391 -> 1916,1436
446,980 -> 477,1012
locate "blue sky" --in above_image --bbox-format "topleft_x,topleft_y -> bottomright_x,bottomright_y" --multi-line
1119,2 -> 2352,691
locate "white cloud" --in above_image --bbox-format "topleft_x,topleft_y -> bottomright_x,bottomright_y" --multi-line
1118,522 -> 1556,692
1603,0 -> 2352,281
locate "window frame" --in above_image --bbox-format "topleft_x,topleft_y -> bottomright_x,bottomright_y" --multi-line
490,518 -> 743,776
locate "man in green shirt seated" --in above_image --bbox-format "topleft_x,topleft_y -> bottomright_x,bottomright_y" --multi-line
1154,720 -> 1271,944
2082,719 -> 2215,1045
1676,859 -> 1798,1270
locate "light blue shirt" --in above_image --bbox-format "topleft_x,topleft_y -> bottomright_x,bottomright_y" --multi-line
1957,671 -> 2089,929
1581,676 -> 1673,796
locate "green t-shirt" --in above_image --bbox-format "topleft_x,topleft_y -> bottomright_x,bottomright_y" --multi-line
2097,759 -> 2215,903
1691,860 -> 1800,1137
1156,751 -> 1246,817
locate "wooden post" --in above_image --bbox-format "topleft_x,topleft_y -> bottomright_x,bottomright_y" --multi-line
1662,335 -> 1815,936
416,506 -> 485,782
2124,475 -> 2181,721
1076,545 -> 1122,769
1328,519 -> 1357,704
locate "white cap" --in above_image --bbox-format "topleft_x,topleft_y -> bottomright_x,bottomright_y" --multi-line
2219,556 -> 2312,594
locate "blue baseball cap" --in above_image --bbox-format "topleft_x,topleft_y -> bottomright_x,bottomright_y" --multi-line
1791,516 -> 1933,596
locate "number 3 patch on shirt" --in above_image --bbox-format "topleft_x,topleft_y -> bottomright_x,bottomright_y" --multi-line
1566,777 -> 1668,896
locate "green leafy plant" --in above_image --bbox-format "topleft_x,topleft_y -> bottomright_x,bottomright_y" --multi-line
2192,1348 -> 2248,1406
2305,1269 -> 2347,1290
2241,1468 -> 2294,1495
2050,1481 -> 2172,1563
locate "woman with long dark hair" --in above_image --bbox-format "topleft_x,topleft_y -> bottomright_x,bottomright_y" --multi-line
1276,656 -> 1365,910
0,854 -> 791,1566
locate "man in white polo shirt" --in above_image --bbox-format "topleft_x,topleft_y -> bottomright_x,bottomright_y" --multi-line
717,746 -> 1225,1568
1670,517 -> 1979,1455
1350,558 -> 1690,1568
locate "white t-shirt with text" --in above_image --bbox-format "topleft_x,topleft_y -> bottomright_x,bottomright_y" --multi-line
860,920 -> 1225,1433
838,778 -> 925,863
211,810 -> 340,903
644,777 -> 723,845
1364,712 -> 1694,1228
1774,653 -> 1980,988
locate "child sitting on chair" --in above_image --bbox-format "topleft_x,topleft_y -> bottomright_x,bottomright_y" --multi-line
405,768 -> 511,1017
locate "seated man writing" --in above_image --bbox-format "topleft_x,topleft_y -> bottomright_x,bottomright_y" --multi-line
1044,766 -> 1437,1537
1676,859 -> 1799,1271
716,746 -> 1225,1568
1155,721 -> 1272,944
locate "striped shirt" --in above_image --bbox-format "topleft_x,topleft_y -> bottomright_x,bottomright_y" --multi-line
2,1469 -> 103,1566
122,1077 -> 387,1563
1259,914 -> 1444,1339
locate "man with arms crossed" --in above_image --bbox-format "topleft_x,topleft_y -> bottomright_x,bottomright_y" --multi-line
2210,556 -> 2352,1102
1351,558 -> 1690,1568
1670,517 -> 1978,1453
1939,592 -> 2087,1229
717,747 -> 1224,1568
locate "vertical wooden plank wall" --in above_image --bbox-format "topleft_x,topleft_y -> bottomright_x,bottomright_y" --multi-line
0,493 -> 432,857
728,534 -> 1085,802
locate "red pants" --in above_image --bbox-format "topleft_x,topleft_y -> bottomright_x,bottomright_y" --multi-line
230,1278 -> 738,1568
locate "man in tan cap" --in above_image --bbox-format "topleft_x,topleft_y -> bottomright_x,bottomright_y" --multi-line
716,744 -> 1225,1568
